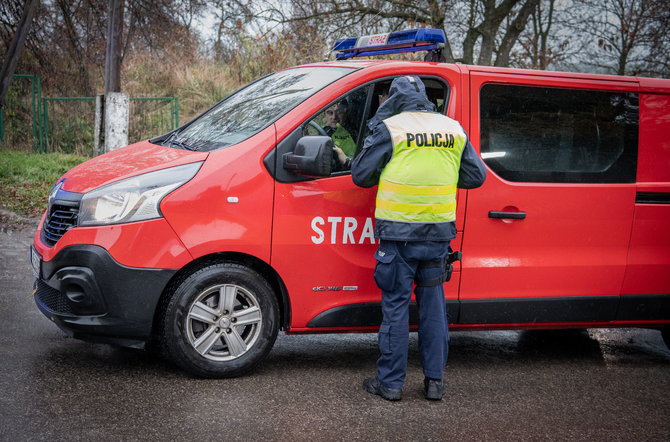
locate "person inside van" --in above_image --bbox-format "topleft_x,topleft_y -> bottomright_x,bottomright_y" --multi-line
323,104 -> 338,136
326,100 -> 356,169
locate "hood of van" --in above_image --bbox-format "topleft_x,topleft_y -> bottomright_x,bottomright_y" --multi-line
60,140 -> 209,194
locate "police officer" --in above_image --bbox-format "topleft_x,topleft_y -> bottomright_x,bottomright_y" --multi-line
351,76 -> 486,401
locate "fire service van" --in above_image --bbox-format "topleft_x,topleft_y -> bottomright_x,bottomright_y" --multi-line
31,29 -> 670,377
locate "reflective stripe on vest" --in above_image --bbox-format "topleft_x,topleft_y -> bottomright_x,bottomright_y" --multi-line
376,112 -> 466,223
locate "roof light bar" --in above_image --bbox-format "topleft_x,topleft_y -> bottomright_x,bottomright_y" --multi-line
333,28 -> 446,60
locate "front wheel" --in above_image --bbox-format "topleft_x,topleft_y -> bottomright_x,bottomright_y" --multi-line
160,262 -> 279,378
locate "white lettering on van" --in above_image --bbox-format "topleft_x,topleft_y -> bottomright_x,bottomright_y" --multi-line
359,217 -> 375,244
343,217 -> 357,244
327,216 -> 341,244
310,216 -> 376,245
311,216 -> 325,244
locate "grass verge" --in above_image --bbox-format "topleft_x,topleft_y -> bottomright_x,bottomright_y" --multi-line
0,150 -> 89,218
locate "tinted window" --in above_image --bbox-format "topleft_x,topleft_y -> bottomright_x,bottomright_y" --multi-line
166,67 -> 352,152
303,87 -> 369,173
480,84 -> 638,183
300,76 -> 449,175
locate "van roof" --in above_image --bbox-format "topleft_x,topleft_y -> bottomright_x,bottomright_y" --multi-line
291,60 -> 670,93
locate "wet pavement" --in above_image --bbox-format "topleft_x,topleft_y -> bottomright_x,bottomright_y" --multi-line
1,220 -> 669,441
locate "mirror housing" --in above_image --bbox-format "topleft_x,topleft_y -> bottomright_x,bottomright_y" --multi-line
283,136 -> 333,177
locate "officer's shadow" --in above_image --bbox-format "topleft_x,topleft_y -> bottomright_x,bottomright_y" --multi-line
444,329 -> 606,367
265,329 -> 608,374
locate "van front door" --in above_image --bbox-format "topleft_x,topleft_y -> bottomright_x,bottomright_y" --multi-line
270,84 -> 380,331
270,72 -> 459,331
460,71 -> 639,324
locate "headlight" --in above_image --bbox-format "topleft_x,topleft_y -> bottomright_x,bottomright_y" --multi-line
78,162 -> 202,226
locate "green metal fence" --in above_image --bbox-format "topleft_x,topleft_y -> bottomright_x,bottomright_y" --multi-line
0,74 -> 42,152
129,97 -> 179,143
41,96 -> 179,155
1,74 -> 179,155
42,97 -> 96,156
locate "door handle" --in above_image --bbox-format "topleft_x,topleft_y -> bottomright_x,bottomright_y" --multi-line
488,211 -> 526,220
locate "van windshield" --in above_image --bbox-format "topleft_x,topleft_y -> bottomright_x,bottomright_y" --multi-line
164,67 -> 353,152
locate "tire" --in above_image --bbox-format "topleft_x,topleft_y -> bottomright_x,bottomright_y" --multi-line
662,328 -> 670,350
160,262 -> 279,378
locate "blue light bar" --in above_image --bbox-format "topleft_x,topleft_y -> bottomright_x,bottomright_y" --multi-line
333,28 -> 446,60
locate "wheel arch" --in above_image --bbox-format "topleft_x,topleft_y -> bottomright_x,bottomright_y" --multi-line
152,252 -> 291,339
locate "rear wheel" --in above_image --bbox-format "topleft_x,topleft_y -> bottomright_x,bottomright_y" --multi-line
160,262 -> 279,378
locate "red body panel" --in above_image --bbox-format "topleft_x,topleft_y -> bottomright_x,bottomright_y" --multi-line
33,217 -> 192,268
461,182 -> 635,299
461,71 -> 638,301
621,92 -> 670,294
635,93 -> 670,184
160,126 -> 276,263
272,175 -> 379,328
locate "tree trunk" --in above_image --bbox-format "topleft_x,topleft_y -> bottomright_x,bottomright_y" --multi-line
538,0 -> 555,70
56,0 -> 91,95
105,0 -> 124,94
462,27 -> 480,64
0,0 -> 39,109
462,0 -> 523,66
495,0 -> 540,67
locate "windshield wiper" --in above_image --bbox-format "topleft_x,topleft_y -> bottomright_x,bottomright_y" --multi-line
166,135 -> 198,151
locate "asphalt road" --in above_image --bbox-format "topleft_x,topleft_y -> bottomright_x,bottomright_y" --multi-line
1,219 -> 669,441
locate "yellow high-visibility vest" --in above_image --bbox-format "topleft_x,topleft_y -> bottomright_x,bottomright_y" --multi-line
376,111 -> 466,223
331,124 -> 355,156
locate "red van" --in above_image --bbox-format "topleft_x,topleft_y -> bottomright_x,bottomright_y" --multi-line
31,29 -> 670,377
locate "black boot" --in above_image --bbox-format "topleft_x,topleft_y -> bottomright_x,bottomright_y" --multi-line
423,377 -> 445,400
363,377 -> 402,401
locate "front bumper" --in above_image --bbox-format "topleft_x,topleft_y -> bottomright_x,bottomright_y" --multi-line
33,245 -> 177,348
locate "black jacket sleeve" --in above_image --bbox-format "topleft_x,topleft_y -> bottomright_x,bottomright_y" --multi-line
351,123 -> 394,188
457,138 -> 487,189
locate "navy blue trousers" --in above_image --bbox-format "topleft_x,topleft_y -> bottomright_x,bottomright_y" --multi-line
373,239 -> 451,390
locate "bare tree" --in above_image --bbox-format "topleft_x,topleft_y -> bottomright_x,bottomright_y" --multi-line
0,0 -> 207,95
460,0 -> 540,65
511,0 -> 578,70
493,0 -> 541,66
634,0 -> 670,76
576,0 -> 670,76
235,0 -> 541,66
0,0 -> 39,108
207,0 -> 257,63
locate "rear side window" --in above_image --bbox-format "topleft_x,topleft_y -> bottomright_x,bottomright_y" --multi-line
480,84 -> 638,183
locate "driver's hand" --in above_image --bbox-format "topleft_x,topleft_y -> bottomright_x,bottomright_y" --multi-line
333,146 -> 347,165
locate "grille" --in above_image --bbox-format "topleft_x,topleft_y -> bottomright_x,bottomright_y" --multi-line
42,203 -> 79,246
35,280 -> 73,315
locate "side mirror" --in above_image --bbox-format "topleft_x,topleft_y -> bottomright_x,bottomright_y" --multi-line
283,136 -> 332,177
